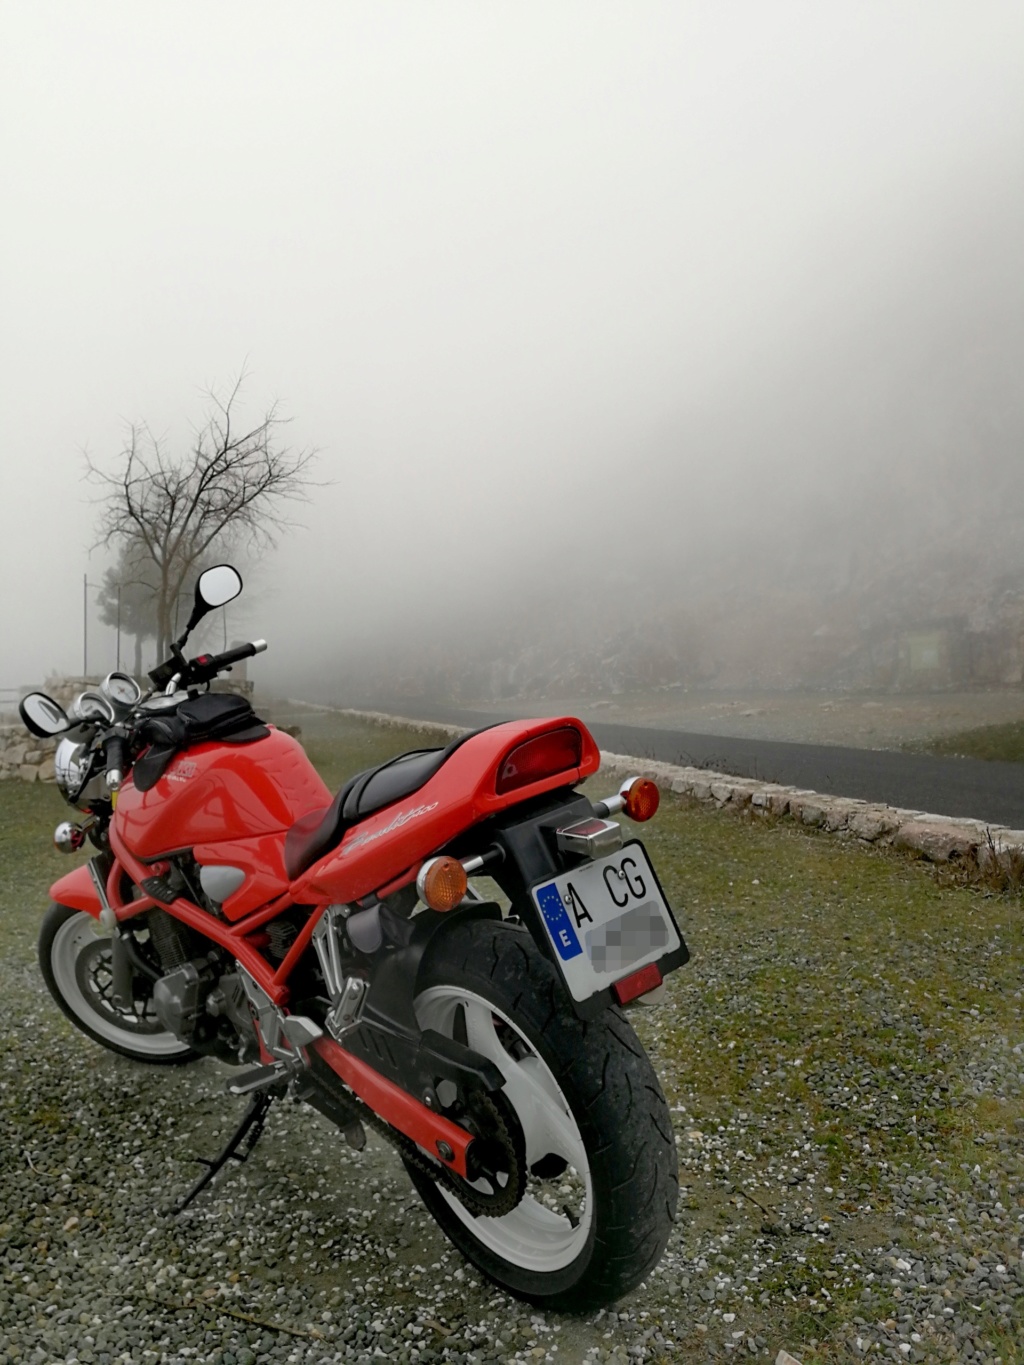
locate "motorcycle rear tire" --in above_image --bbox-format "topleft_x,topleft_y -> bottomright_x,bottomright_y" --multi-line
39,903 -> 198,1065
405,917 -> 678,1311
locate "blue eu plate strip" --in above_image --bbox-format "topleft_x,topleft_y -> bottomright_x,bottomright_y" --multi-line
535,882 -> 583,961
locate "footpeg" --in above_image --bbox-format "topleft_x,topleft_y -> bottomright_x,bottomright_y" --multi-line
226,1060 -> 292,1096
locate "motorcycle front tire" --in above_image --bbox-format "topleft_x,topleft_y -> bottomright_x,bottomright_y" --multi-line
39,903 -> 198,1065
405,917 -> 678,1311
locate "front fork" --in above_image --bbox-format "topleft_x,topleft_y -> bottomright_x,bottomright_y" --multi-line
78,854 -> 146,1013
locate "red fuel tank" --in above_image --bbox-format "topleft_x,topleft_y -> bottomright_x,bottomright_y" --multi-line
114,729 -> 331,862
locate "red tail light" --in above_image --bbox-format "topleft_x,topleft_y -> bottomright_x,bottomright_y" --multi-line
611,962 -> 662,1005
496,727 -> 583,795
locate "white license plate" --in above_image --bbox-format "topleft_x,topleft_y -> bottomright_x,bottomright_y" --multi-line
531,843 -> 680,1002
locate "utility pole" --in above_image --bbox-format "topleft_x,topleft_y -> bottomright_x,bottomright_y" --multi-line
116,584 -> 122,672
83,575 -> 104,679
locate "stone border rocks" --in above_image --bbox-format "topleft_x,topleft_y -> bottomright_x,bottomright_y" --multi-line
0,725 -> 56,783
0,675 -> 103,784
324,706 -> 466,741
597,750 -> 1024,873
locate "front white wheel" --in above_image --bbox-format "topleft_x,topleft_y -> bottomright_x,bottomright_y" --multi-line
39,903 -> 196,1063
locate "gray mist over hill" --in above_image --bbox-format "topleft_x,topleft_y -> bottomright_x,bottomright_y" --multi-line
2,3 -> 1023,712
317,166 -> 1024,707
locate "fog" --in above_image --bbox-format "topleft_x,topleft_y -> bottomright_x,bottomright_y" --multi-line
3,3 -> 1023,711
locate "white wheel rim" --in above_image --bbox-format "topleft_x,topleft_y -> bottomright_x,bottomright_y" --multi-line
415,985 -> 593,1272
49,913 -> 190,1059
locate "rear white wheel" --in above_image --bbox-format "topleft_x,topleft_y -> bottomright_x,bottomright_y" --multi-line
416,985 -> 594,1273
404,918 -> 677,1310
39,903 -> 196,1063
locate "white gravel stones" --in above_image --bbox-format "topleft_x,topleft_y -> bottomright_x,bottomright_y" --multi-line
3,714 -> 1023,1362
8,930 -> 1019,1363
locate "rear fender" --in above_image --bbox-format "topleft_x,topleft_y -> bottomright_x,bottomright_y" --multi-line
50,865 -> 102,917
339,900 -> 506,1103
291,716 -> 602,904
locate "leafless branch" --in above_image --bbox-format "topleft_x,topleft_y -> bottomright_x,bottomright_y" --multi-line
86,374 -> 322,657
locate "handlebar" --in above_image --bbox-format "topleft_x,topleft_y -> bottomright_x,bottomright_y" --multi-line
188,639 -> 267,681
105,733 -> 128,792
149,639 -> 267,690
101,639 -> 266,791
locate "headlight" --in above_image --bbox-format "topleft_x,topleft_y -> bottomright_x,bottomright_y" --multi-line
54,738 -> 104,808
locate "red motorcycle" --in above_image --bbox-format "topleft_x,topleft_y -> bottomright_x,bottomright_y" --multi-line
20,566 -> 688,1309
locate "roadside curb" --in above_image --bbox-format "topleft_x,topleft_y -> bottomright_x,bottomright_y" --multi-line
289,703 -> 1024,873
597,750 -> 1024,870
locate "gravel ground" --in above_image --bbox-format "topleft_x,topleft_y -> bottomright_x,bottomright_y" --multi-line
1,756 -> 1023,1364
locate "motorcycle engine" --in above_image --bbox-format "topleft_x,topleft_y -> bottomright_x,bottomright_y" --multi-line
152,960 -> 215,1039
146,908 -> 256,1061
150,960 -> 256,1061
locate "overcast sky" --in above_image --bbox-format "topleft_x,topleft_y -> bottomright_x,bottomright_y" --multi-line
2,2 -> 1023,692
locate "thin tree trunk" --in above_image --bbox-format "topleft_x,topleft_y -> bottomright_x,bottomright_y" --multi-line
156,578 -> 172,661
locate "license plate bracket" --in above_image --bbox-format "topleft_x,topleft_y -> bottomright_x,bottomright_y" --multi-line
530,840 -> 684,1004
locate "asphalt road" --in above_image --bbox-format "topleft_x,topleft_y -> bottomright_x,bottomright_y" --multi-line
365,700 -> 1024,829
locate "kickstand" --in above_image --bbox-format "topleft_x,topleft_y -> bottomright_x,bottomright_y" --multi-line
168,1090 -> 276,1214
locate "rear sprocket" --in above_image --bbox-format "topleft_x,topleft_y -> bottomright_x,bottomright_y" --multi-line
438,1089 -> 526,1218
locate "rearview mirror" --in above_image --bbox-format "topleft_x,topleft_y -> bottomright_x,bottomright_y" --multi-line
19,692 -> 71,738
178,565 -> 244,643
196,564 -> 243,611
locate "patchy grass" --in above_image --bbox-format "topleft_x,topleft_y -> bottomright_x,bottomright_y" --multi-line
264,703 -> 451,792
593,781 -> 1024,1360
0,778 -> 75,964
907,717 -> 1024,763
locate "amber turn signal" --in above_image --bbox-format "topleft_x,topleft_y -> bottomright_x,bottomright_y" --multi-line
622,777 -> 660,822
416,856 -> 468,912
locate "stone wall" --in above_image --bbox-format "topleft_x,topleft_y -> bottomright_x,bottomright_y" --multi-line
1,673 -> 257,784
0,726 -> 56,782
0,676 -> 100,783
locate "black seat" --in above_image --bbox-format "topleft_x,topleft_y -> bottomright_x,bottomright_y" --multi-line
284,726 -> 493,881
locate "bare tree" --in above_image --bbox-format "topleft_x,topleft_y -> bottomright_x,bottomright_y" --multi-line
96,540 -> 160,676
88,375 -> 317,660
96,535 -> 243,675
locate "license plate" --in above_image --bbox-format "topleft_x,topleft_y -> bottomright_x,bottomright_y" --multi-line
531,842 -> 681,1003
